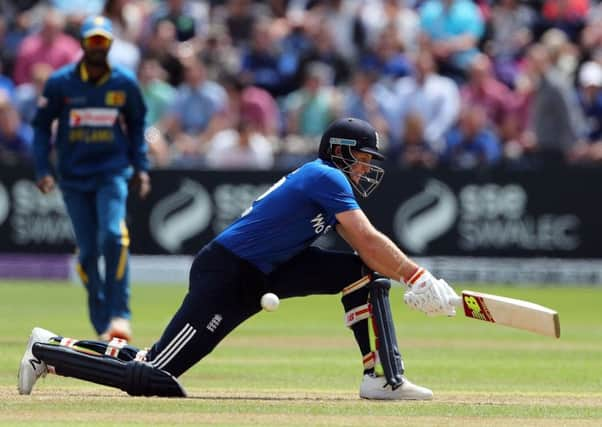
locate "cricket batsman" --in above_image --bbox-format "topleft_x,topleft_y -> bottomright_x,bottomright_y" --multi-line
31,16 -> 150,342
20,118 -> 459,400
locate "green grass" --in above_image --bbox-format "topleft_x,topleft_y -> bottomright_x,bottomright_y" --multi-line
1,281 -> 601,426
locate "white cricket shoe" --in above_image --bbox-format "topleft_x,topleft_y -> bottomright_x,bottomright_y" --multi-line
359,373 -> 433,400
18,327 -> 56,395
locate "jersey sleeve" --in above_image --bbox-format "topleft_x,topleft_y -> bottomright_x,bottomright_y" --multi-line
309,168 -> 360,216
123,76 -> 149,172
32,75 -> 62,179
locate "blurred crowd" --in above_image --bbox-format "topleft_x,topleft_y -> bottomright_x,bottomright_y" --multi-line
2,0 -> 602,171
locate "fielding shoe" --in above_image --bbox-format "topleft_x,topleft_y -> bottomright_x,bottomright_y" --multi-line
18,327 -> 56,395
359,373 -> 433,400
100,317 -> 132,342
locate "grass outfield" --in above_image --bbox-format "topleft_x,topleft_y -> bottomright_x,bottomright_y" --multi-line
1,281 -> 601,426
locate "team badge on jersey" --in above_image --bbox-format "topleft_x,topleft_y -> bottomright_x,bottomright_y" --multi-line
105,91 -> 126,106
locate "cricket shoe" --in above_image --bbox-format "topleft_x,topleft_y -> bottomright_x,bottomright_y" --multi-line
100,317 -> 132,342
359,373 -> 433,400
18,327 -> 56,395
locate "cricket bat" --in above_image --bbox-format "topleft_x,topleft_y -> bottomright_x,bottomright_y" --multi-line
461,290 -> 561,338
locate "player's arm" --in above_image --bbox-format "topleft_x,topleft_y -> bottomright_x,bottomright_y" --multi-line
336,208 -> 460,316
336,209 -> 417,282
124,78 -> 151,198
32,76 -> 62,193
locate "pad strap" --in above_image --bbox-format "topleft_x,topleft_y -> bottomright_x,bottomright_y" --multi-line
59,337 -> 77,348
362,351 -> 376,371
105,338 -> 128,357
344,303 -> 371,327
342,275 -> 371,296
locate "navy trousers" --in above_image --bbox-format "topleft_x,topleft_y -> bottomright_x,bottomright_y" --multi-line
146,241 -> 364,377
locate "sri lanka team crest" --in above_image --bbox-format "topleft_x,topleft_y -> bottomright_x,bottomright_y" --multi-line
105,91 -> 126,106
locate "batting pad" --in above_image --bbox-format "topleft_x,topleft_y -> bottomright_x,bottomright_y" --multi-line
32,342 -> 187,397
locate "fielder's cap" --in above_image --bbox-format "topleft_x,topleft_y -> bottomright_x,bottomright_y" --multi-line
579,61 -> 602,87
80,15 -> 113,40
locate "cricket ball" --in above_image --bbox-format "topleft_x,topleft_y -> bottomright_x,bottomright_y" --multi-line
261,292 -> 280,312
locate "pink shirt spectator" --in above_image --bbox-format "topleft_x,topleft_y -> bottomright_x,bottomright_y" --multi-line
13,11 -> 81,85
461,55 -> 528,130
240,86 -> 279,136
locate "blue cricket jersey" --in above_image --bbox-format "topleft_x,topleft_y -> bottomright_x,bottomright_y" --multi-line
32,62 -> 148,190
216,159 -> 360,273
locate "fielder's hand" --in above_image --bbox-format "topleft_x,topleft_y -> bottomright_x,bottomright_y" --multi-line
130,171 -> 151,199
403,268 -> 461,316
36,175 -> 55,194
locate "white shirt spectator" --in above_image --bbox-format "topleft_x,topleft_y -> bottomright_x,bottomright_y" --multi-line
205,128 -> 274,170
395,73 -> 460,152
108,38 -> 141,73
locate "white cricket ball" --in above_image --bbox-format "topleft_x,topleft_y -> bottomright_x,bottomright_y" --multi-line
261,292 -> 280,312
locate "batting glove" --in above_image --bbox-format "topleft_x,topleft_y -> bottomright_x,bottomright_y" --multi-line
403,268 -> 461,316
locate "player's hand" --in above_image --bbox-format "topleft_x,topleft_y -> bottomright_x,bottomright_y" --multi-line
403,268 -> 461,316
36,175 -> 55,194
130,171 -> 151,199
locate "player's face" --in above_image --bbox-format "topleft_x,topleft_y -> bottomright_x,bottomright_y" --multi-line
349,151 -> 373,184
82,35 -> 111,65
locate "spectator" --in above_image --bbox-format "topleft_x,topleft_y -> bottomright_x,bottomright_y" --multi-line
342,69 -> 395,155
487,0 -> 535,87
284,62 -> 340,139
205,118 -> 275,170
359,23 -> 412,84
200,24 -> 241,80
521,43 -> 588,166
12,9 -> 81,85
148,0 -> 209,43
297,16 -> 350,87
143,19 -> 184,87
102,0 -> 143,42
0,17 -> 16,84
100,0 -> 142,72
137,55 -> 176,127
311,0 -> 367,62
394,50 -> 461,154
461,54 -> 525,135
49,0 -> 104,17
540,28 -> 580,84
0,91 -> 33,163
570,61 -> 602,163
440,105 -> 502,169
14,62 -> 53,124
359,0 -> 421,55
0,56 -> 16,102
398,112 -> 438,169
220,73 -> 280,138
223,0 -> 258,48
159,54 -> 228,167
537,0 -> 588,42
580,3 -> 602,60
240,18 -> 296,97
419,0 -> 485,81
